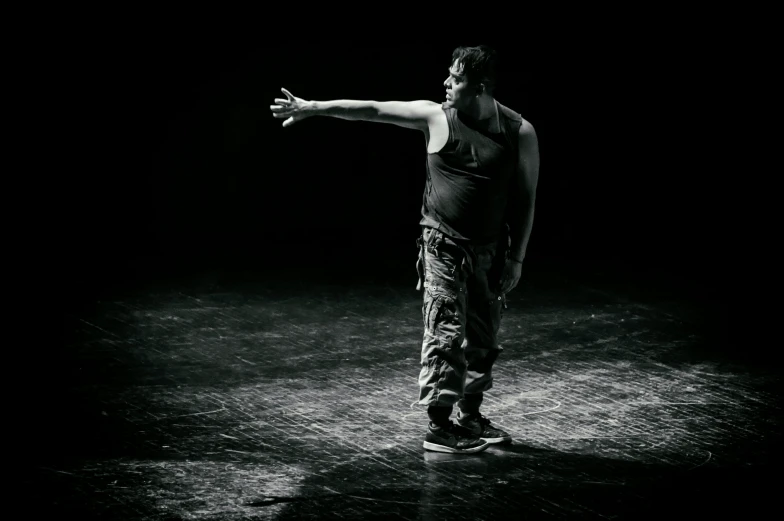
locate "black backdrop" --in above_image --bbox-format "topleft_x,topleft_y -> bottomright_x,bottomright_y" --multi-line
59,34 -> 720,302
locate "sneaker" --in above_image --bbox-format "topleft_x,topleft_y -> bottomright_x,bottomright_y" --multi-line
423,421 -> 489,454
457,414 -> 512,444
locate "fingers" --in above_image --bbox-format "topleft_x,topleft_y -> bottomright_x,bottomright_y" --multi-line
271,111 -> 291,119
271,96 -> 297,126
497,267 -> 510,294
498,269 -> 520,294
271,89 -> 300,127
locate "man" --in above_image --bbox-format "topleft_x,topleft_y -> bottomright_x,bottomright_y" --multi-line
270,45 -> 539,454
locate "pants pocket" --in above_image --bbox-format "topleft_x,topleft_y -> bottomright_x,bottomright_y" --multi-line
425,290 -> 457,334
424,229 -> 467,295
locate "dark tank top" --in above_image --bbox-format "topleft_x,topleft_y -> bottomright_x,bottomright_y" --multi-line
420,101 -> 523,245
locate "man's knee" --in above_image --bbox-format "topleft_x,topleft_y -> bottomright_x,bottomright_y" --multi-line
465,346 -> 501,373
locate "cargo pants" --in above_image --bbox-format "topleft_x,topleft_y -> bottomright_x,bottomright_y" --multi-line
415,226 -> 508,407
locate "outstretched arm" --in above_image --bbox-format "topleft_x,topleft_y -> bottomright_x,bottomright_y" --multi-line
270,88 -> 441,131
499,120 -> 540,294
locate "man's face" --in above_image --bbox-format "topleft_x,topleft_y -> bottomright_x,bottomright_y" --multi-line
443,60 -> 479,110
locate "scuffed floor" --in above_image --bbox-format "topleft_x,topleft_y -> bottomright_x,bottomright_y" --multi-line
40,269 -> 775,520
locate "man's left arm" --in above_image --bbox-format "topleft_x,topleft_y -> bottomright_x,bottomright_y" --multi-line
499,120 -> 540,294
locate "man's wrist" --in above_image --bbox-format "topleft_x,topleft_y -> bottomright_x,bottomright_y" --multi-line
305,100 -> 318,116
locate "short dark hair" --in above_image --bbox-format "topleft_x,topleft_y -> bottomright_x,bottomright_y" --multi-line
451,45 -> 499,92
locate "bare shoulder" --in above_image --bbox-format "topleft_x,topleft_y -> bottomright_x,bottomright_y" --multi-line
496,101 -> 536,140
518,118 -> 537,138
415,100 -> 443,108
372,99 -> 445,131
412,100 -> 445,115
517,118 -> 538,153
406,100 -> 445,130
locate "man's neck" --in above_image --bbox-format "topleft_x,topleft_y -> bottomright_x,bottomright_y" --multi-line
463,97 -> 499,132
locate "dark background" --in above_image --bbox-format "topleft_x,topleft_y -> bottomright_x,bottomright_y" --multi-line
57,33 -> 722,312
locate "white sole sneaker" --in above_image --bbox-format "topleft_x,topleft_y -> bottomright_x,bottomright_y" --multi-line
423,440 -> 490,454
481,435 -> 512,444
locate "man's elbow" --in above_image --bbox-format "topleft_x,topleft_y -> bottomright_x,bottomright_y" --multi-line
524,194 -> 536,212
513,189 -> 536,211
507,195 -> 535,225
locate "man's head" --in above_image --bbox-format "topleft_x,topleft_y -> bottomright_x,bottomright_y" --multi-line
443,45 -> 498,111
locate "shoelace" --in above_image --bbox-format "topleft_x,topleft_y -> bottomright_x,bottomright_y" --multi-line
477,415 -> 492,427
461,414 -> 492,427
446,422 -> 475,437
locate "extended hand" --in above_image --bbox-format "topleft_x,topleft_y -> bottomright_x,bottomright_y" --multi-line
498,258 -> 523,295
270,88 -> 311,128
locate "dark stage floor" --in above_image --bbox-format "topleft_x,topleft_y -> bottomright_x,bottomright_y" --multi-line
43,259 -> 775,520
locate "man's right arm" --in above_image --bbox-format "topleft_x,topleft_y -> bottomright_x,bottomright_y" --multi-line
309,99 -> 439,131
271,88 -> 441,131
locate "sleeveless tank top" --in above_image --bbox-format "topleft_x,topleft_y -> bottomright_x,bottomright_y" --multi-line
420,100 -> 523,245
